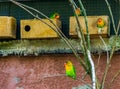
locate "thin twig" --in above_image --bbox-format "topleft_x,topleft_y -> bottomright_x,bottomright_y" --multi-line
117,20 -> 120,34
99,36 -> 109,64
100,35 -> 118,89
69,0 -> 84,53
69,0 -> 92,78
100,36 -> 118,89
100,0 -> 119,89
27,74 -> 66,85
99,36 -> 110,89
96,49 -> 101,69
96,78 -> 101,89
78,0 -> 91,50
77,78 -> 92,88
78,0 -> 93,80
69,0 -> 90,65
105,0 -> 117,35
69,0 -> 88,58
69,1 -> 96,89
10,0 -> 87,71
108,69 -> 120,89
72,1 -> 79,9
69,0 -> 84,50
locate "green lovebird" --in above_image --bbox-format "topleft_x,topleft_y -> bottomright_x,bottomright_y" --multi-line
75,8 -> 81,16
97,18 -> 105,34
50,13 -> 60,19
64,60 -> 76,80
97,18 -> 105,28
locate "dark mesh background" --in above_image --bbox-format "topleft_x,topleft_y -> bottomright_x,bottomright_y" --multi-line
0,0 -> 119,39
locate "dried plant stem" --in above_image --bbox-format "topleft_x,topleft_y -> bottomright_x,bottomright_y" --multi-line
78,0 -> 90,50
99,36 -> 109,64
100,0 -> 119,89
69,0 -> 96,89
117,20 -> 120,33
69,0 -> 86,51
69,0 -> 91,76
87,50 -> 96,89
76,78 -> 92,88
108,69 -> 120,89
27,74 -> 66,85
101,35 -> 117,89
77,1 -> 96,88
10,0 -> 87,71
77,0 -> 93,81
26,73 -> 91,88
96,50 -> 101,69
96,78 -> 101,89
105,0 -> 117,35
76,0 -> 93,81
99,36 -> 109,89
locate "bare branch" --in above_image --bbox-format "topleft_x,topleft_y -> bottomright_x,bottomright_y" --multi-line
117,20 -> 120,34
78,0 -> 91,50
99,36 -> 109,64
69,1 -> 96,89
99,36 -> 110,89
87,50 -> 96,89
105,0 -> 117,35
10,0 -> 87,71
108,70 -> 120,89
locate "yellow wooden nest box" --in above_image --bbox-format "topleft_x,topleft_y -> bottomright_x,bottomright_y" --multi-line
69,16 -> 110,38
0,16 -> 16,39
20,18 -> 61,39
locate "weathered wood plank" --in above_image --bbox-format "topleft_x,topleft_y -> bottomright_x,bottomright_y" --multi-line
69,16 -> 110,38
20,19 -> 61,39
0,16 -> 16,39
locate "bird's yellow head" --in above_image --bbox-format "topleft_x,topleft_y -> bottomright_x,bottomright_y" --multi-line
75,8 -> 81,16
97,18 -> 105,28
54,13 -> 60,19
97,18 -> 104,25
64,61 -> 73,70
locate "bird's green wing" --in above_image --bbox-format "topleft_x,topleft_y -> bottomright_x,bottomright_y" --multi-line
50,13 -> 60,19
66,65 -> 76,80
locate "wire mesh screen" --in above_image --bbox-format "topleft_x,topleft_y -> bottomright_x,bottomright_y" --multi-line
0,0 -> 119,39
